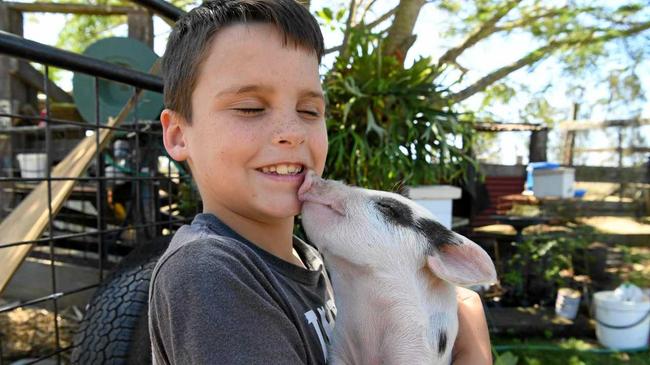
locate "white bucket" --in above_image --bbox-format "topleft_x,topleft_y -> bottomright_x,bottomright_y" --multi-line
594,290 -> 650,350
555,288 -> 581,320
16,153 -> 48,178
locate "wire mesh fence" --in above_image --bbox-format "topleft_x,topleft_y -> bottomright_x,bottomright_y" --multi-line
0,31 -> 198,364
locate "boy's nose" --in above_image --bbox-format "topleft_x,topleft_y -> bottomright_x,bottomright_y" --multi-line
272,118 -> 306,146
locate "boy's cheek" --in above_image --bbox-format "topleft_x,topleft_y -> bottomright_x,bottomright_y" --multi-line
314,124 -> 329,176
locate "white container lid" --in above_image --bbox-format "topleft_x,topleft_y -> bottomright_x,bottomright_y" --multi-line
408,185 -> 462,200
594,290 -> 650,311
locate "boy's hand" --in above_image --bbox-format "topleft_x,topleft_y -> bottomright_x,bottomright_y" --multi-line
452,287 -> 492,365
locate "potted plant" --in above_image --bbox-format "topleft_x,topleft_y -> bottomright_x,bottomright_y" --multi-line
323,28 -> 477,199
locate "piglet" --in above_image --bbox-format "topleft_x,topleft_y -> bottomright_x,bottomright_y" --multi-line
298,171 -> 496,365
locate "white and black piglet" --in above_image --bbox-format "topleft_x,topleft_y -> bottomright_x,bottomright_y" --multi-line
299,171 -> 497,365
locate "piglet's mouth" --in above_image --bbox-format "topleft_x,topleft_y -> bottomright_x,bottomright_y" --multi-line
298,171 -> 346,216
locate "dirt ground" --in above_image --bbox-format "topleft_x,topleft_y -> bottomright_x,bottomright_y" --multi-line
0,303 -> 80,362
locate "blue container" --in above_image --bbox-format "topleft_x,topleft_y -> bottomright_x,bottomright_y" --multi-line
525,162 -> 560,192
574,189 -> 587,198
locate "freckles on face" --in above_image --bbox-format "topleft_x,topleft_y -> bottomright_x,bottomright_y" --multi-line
182,23 -> 327,220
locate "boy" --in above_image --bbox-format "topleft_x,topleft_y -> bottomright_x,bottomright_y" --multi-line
149,0 -> 491,364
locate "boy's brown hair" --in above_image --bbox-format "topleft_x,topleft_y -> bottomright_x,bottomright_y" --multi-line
162,0 -> 325,123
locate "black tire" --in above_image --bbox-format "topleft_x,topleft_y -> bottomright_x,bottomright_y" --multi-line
71,235 -> 171,364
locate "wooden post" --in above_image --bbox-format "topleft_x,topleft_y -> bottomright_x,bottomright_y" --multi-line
128,9 -> 154,48
0,3 -> 38,116
0,2 -> 37,221
645,157 -> 650,215
128,8 -> 158,239
529,129 -> 548,162
562,103 -> 579,166
618,127 -> 624,204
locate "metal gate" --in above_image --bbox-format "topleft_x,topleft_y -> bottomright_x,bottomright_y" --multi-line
0,2 -> 195,362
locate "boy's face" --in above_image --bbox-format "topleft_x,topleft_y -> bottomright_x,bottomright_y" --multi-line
162,23 -> 327,222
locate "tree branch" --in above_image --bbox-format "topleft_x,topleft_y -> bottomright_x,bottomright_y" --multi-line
437,0 -> 520,66
339,0 -> 358,61
365,4 -> 399,29
324,45 -> 342,54
297,0 -> 310,10
360,0 -> 379,22
450,21 -> 650,103
494,6 -> 572,32
383,0 -> 427,61
323,5 -> 399,56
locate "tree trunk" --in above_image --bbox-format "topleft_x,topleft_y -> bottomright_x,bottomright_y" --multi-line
128,9 -> 154,48
382,0 -> 426,62
529,130 -> 548,162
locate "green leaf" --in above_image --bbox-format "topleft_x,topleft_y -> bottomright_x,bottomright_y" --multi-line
342,97 -> 356,124
365,107 -> 386,137
494,351 -> 519,365
316,7 -> 334,24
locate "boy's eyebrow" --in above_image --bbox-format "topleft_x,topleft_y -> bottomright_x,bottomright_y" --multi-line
215,84 -> 272,98
215,84 -> 324,101
300,90 -> 325,101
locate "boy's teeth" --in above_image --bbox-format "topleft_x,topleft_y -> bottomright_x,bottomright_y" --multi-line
260,164 -> 303,175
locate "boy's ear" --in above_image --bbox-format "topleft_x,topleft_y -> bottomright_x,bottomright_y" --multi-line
161,109 -> 189,162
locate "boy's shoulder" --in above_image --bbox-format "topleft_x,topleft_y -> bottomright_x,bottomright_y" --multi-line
150,224 -> 261,289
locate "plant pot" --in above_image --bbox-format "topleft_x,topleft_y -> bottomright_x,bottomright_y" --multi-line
555,288 -> 581,320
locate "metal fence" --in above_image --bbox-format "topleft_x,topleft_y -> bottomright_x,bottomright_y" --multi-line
0,15 -> 196,363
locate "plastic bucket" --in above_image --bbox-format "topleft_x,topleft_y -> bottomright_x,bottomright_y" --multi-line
594,291 -> 650,350
16,153 -> 48,178
555,288 -> 581,320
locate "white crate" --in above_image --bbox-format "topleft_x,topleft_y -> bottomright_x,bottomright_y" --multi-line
409,185 -> 462,229
533,168 -> 575,198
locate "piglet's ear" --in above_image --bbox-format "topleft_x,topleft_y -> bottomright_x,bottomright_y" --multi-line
426,234 -> 497,286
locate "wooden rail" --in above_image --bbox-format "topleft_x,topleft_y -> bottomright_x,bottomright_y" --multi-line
559,118 -> 650,131
479,164 -> 649,184
5,2 -> 136,15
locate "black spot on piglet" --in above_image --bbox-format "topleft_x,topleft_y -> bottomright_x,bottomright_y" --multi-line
416,218 -> 459,250
438,330 -> 447,355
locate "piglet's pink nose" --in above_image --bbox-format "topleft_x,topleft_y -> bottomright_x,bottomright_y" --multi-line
298,170 -> 320,200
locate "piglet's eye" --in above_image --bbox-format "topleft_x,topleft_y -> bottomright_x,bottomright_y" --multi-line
376,200 -> 397,216
374,197 -> 414,227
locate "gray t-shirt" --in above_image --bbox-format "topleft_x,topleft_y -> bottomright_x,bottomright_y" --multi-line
148,213 -> 336,365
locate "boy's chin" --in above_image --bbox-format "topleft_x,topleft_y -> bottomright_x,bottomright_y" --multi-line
260,200 -> 301,219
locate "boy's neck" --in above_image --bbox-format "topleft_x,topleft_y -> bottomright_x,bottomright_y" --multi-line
203,207 -> 301,266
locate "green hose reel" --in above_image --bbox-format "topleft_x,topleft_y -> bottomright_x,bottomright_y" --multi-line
72,37 -> 163,124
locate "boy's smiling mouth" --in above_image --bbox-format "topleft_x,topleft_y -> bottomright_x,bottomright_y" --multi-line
257,163 -> 304,176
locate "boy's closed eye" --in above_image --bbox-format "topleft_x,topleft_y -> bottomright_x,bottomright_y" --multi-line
232,108 -> 320,117
234,108 -> 265,115
298,109 -> 321,118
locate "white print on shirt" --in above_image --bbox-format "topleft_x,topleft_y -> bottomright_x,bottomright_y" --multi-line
304,298 -> 336,360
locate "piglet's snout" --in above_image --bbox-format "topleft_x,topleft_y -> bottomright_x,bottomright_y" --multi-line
298,170 -> 346,216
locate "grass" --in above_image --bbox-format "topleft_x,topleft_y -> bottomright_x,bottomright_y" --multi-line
492,338 -> 650,365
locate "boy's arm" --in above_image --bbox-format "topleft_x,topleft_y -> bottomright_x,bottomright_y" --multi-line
452,287 -> 492,365
149,244 -> 307,365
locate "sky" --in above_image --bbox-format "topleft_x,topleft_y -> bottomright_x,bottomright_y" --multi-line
18,0 -> 650,166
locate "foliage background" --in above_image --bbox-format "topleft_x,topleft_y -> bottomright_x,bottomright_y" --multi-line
323,29 -> 476,189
